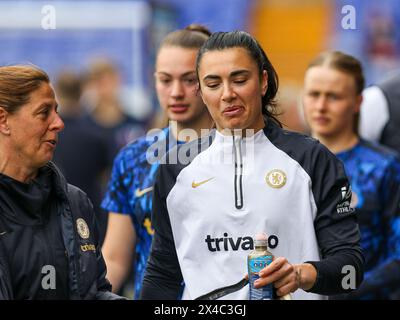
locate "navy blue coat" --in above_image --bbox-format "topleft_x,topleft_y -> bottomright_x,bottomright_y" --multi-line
0,162 -> 122,300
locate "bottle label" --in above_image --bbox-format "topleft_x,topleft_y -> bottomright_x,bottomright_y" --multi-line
248,255 -> 273,300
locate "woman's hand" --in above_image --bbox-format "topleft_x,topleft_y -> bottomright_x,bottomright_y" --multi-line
254,257 -> 317,297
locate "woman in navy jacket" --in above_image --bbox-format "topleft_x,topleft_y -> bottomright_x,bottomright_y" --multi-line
0,65 -> 122,300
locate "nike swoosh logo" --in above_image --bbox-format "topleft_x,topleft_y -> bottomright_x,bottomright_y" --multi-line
192,177 -> 214,188
135,186 -> 154,197
0,231 -> 7,236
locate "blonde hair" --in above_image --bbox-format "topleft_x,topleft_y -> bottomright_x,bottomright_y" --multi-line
158,24 -> 211,51
307,51 -> 365,95
307,51 -> 364,134
0,65 -> 49,114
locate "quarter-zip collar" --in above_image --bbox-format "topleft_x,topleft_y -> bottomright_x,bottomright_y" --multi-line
232,134 -> 244,209
213,126 -> 266,145
213,126 -> 267,210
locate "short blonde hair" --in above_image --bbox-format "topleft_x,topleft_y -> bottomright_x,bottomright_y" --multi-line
0,65 -> 49,114
307,51 -> 365,95
306,51 -> 364,133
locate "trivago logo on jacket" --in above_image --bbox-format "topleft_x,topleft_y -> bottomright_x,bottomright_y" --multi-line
205,233 -> 279,252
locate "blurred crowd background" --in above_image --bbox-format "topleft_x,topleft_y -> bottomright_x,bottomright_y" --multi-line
1,0 -> 399,232
2,0 -> 399,135
1,0 -> 399,297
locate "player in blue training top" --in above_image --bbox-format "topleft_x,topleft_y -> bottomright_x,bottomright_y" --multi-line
303,51 -> 400,299
101,24 -> 214,298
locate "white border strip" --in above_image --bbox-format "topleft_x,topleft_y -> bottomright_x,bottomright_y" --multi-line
0,1 -> 151,29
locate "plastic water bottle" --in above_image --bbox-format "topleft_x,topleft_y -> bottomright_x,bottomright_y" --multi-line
248,232 -> 274,300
